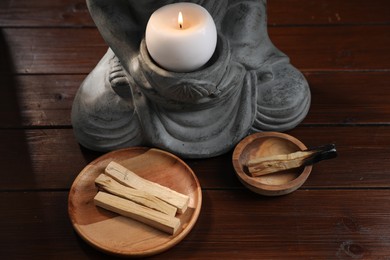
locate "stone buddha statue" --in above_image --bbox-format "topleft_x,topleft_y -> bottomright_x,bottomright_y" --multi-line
71,0 -> 310,158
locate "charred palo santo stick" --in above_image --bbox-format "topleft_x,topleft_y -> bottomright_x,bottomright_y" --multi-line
94,191 -> 181,235
247,144 -> 337,177
95,174 -> 177,217
105,161 -> 190,214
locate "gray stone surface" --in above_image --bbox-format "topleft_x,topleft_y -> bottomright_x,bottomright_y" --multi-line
71,0 -> 311,158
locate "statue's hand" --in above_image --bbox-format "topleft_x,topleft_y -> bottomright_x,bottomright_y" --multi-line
109,55 -> 132,99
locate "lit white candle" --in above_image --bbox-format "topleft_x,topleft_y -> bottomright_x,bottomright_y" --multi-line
145,3 -> 217,73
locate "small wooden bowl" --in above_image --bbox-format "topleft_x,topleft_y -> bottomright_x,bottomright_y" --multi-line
232,132 -> 312,196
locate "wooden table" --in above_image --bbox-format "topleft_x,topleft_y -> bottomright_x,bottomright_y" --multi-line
1,0 -> 390,258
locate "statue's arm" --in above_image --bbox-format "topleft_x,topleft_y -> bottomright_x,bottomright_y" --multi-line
86,0 -> 143,70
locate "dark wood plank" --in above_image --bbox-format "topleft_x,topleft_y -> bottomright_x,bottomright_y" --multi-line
0,0 -> 94,27
166,189 -> 390,259
1,0 -> 389,27
0,191 -> 102,259
268,0 -> 390,26
1,26 -> 389,74
1,190 -> 389,258
0,28 -> 106,74
0,129 -> 101,191
1,72 -> 389,128
303,71 -> 390,125
0,75 -> 83,127
289,126 -> 390,188
1,126 -> 390,191
269,26 -> 390,71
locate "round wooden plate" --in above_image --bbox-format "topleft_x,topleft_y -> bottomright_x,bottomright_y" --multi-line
68,147 -> 202,257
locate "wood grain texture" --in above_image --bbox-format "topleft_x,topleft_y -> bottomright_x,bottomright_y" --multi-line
0,0 -> 94,27
1,127 -> 390,191
1,190 -> 390,258
268,0 -> 390,26
1,72 -> 390,127
1,0 -> 389,27
1,26 -> 389,74
0,75 -> 82,127
269,26 -> 390,71
0,28 -> 106,74
304,72 -> 390,125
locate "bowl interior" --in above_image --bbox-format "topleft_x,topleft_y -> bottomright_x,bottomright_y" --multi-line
233,132 -> 312,195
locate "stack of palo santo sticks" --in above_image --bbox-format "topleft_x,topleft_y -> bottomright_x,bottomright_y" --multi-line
94,161 -> 189,235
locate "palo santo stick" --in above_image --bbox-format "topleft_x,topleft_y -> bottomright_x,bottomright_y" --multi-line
247,151 -> 314,168
94,191 -> 180,235
247,150 -> 314,176
105,161 -> 190,214
247,144 -> 337,177
95,174 -> 177,217
247,152 -> 310,177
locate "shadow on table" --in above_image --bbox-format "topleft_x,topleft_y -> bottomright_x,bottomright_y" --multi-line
0,29 -> 35,189
0,29 -> 46,257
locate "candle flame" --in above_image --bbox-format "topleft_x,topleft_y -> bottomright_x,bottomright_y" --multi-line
178,12 -> 183,29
